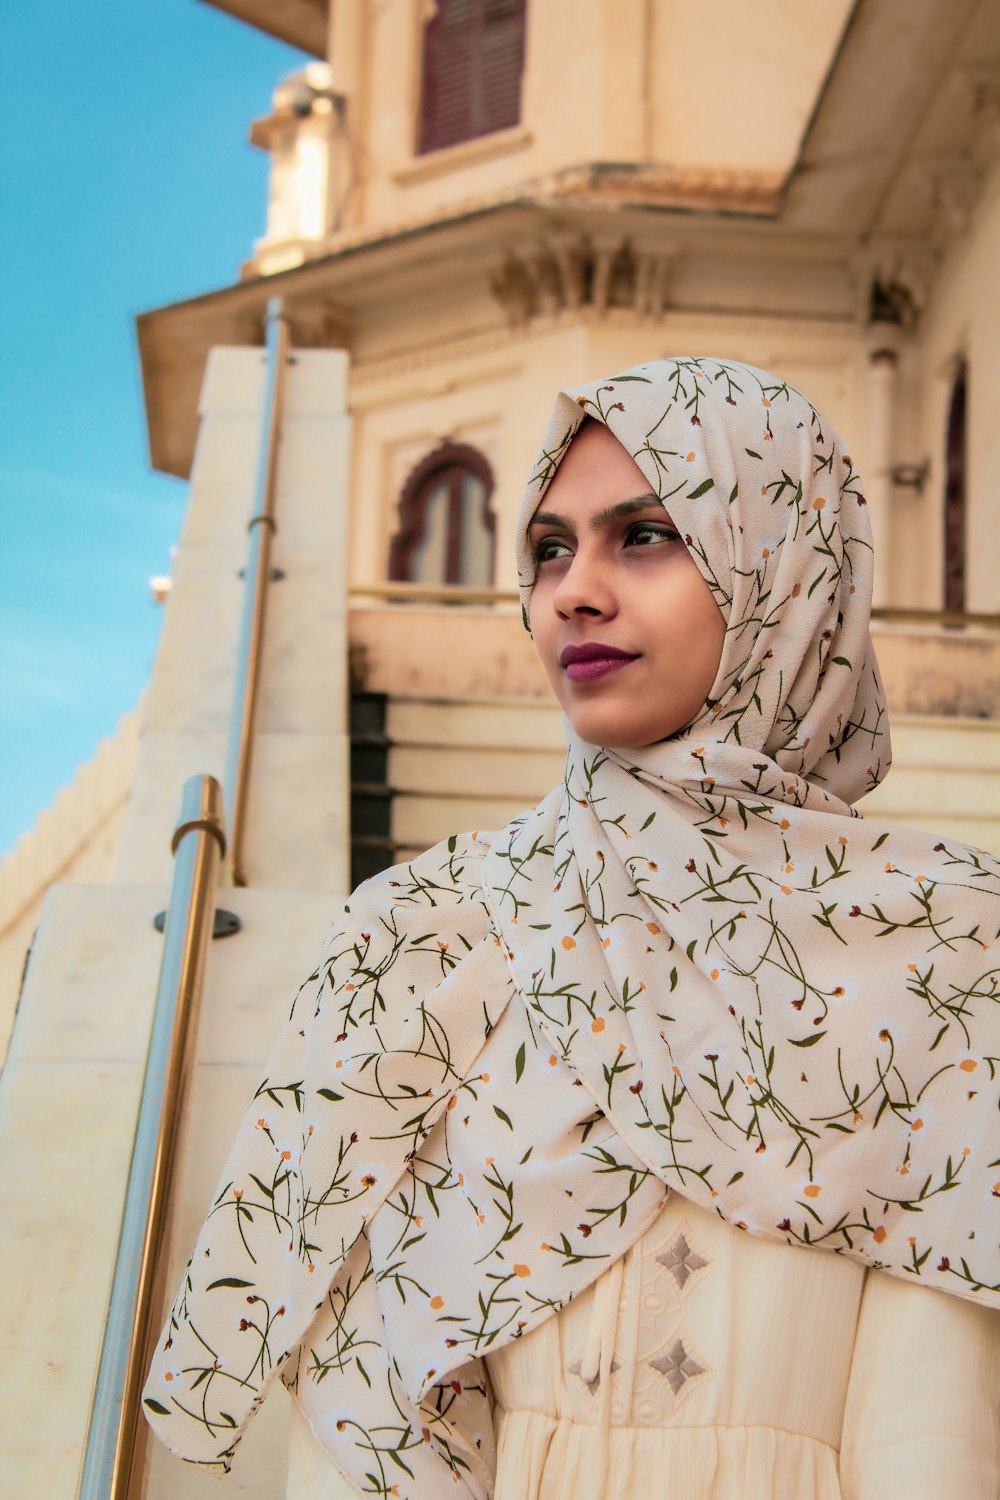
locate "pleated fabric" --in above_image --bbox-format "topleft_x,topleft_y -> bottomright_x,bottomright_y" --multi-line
289,1194 -> 1000,1499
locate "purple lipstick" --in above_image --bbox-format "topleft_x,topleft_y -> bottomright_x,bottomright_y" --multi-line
560,642 -> 640,683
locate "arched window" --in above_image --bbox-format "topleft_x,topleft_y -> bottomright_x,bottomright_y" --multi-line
418,0 -> 526,155
943,360 -> 967,612
389,443 -> 497,587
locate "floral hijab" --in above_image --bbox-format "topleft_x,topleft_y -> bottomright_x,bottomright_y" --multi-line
145,359 -> 999,1498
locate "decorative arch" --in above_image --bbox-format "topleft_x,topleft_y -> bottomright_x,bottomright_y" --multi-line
388,441 -> 497,587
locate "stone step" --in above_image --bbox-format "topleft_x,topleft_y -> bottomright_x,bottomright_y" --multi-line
885,716 -> 1000,770
390,744 -> 566,799
858,764 -> 999,817
393,793 -> 531,849
385,702 -> 1000,860
387,696 -> 565,752
388,701 -> 999,770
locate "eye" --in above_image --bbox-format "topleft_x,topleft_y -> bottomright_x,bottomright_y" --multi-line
625,520 -> 682,547
532,534 -> 573,565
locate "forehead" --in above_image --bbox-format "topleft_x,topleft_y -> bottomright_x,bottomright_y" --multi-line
530,420 -> 654,521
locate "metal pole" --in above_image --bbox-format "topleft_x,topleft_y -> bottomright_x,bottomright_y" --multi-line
78,775 -> 226,1500
225,297 -> 290,886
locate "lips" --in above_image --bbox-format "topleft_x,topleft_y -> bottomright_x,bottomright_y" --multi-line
560,641 -> 640,683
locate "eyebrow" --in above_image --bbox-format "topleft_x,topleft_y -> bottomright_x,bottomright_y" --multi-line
529,493 -> 666,533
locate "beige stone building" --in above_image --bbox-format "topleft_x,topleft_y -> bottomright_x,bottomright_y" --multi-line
2,1 -> 999,1495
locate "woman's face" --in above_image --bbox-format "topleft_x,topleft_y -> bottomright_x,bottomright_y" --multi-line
527,420 -> 726,748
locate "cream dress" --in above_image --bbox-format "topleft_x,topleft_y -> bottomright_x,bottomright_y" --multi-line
287,1193 -> 1000,1500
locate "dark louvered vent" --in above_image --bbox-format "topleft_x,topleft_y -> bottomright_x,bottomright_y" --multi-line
349,691 -> 396,888
418,0 -> 526,155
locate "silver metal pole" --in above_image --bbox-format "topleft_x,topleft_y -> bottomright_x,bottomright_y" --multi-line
225,297 -> 290,886
78,775 -> 226,1500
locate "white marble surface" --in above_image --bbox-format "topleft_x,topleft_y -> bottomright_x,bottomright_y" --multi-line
0,885 -> 163,1498
257,545 -> 348,734
193,888 -> 339,1066
185,349 -> 350,553
143,1376 -> 294,1498
2,1056 -> 149,1494
117,728 -> 349,892
273,411 -> 353,552
0,882 -> 338,1500
241,731 -> 350,894
182,412 -> 262,550
115,729 -> 228,887
122,342 -> 351,894
142,545 -> 347,738
143,546 -> 244,733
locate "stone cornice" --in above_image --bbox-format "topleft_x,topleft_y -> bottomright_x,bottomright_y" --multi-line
134,192 -> 886,477
536,162 -> 785,217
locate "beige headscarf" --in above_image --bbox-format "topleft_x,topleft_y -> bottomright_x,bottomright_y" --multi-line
145,359 -> 999,1499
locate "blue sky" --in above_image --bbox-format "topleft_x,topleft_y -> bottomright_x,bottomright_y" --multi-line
0,1 -> 308,856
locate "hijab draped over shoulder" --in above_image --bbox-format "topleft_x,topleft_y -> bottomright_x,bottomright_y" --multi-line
145,358 -> 1000,1498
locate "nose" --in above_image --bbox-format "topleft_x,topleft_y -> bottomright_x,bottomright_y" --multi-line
551,543 -> 618,621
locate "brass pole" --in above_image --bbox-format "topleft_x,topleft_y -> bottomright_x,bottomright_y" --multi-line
225,297 -> 290,886
77,776 -> 226,1500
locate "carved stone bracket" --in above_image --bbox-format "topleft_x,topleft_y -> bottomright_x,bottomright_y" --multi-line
850,241 -> 939,332
490,235 -> 675,329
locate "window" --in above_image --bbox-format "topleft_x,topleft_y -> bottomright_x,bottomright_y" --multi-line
389,443 -> 496,586
943,360 -> 967,612
418,0 -> 526,155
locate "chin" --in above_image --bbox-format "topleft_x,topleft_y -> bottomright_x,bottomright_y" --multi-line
570,715 -> 657,749
566,705 -> 697,749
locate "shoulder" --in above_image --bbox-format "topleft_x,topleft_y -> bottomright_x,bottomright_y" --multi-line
346,829 -> 495,922
303,829 -> 500,1036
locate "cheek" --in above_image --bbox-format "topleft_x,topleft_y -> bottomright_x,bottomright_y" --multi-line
662,570 -> 725,682
696,590 -> 726,674
527,588 -> 557,669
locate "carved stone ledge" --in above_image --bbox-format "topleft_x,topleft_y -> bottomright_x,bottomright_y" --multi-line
537,162 -> 785,216
490,235 -> 675,329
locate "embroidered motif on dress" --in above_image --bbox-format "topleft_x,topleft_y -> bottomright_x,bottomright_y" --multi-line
633,1211 -> 714,1418
563,1205 -> 716,1425
567,1353 -> 621,1398
649,1335 -> 707,1396
656,1231 -> 709,1293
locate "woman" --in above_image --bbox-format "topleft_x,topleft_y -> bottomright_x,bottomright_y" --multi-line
145,358 -> 1000,1499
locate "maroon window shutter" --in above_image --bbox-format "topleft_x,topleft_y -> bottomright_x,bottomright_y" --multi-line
418,0 -> 526,154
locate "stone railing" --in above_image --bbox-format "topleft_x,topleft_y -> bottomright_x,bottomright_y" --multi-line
0,707 -> 140,938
